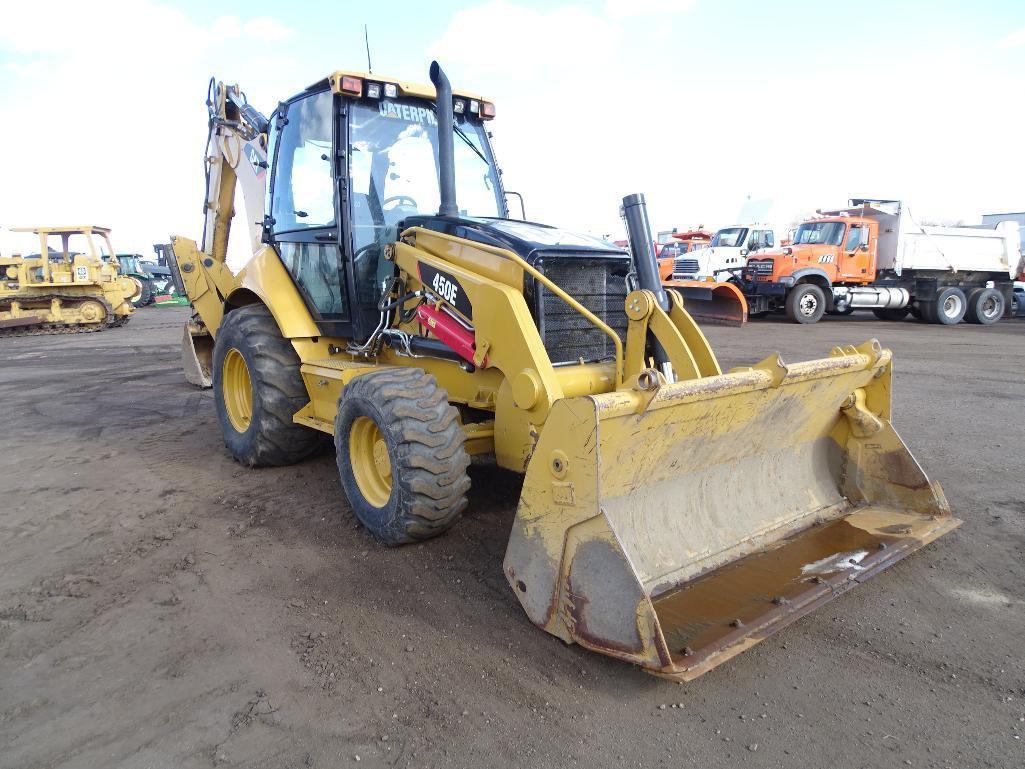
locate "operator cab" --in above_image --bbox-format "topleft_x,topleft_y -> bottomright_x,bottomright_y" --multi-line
263,73 -> 507,341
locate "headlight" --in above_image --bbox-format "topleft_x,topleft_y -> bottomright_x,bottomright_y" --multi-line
383,83 -> 398,98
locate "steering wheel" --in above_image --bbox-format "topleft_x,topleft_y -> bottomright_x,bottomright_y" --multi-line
353,243 -> 378,266
382,195 -> 417,210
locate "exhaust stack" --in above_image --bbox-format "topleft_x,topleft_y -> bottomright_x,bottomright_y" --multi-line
622,193 -> 671,371
430,61 -> 458,217
622,193 -> 669,312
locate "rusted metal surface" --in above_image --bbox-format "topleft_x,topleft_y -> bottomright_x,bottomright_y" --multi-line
647,508 -> 959,680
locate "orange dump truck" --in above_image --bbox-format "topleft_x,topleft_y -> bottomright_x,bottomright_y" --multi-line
740,199 -> 1022,325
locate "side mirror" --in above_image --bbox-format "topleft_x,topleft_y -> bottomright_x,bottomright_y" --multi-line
859,242 -> 870,251
740,248 -> 749,256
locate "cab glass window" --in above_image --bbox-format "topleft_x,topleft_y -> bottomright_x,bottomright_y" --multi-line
277,242 -> 348,319
347,98 -> 503,307
844,226 -> 862,251
711,227 -> 747,248
271,90 -> 335,232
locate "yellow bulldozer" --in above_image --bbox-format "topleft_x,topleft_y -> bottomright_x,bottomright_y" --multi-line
169,63 -> 959,680
1,225 -> 135,335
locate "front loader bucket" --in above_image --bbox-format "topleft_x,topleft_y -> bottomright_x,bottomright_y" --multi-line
665,280 -> 747,327
504,340 -> 959,680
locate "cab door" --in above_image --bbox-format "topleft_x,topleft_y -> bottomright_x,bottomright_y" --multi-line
266,87 -> 353,338
839,224 -> 870,282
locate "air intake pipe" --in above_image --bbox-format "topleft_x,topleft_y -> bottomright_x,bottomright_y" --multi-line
429,61 -> 458,217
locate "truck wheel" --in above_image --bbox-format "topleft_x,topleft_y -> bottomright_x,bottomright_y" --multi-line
335,368 -> 471,546
212,305 -> 324,467
873,307 -> 909,321
785,284 -> 826,324
929,287 -> 967,325
964,287 -> 1004,325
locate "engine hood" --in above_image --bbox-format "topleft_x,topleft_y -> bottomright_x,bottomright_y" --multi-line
402,215 -> 628,265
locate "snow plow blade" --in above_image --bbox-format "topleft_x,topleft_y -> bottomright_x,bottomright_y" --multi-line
504,340 -> 960,680
665,279 -> 748,327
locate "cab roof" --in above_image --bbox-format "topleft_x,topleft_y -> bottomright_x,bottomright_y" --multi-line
12,225 -> 112,235
309,70 -> 490,104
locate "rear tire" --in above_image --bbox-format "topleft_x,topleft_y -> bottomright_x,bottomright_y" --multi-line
212,305 -> 324,467
964,287 -> 1004,325
873,307 -> 910,321
784,284 -> 826,324
335,368 -> 471,546
131,279 -> 153,308
929,287 -> 967,325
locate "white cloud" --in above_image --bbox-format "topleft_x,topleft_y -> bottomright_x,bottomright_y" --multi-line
0,2 -> 297,257
427,2 -> 1025,239
603,0 -> 696,19
430,1 -> 620,77
995,26 -> 1025,49
242,17 -> 297,43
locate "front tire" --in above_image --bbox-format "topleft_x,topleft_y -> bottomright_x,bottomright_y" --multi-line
785,284 -> 826,324
212,305 -> 323,467
335,368 -> 471,546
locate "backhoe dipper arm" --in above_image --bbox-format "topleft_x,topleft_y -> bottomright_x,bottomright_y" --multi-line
201,78 -> 270,264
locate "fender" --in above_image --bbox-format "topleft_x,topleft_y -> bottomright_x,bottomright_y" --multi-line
790,267 -> 832,286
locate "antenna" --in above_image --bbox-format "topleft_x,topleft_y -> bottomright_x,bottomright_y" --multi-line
364,25 -> 372,73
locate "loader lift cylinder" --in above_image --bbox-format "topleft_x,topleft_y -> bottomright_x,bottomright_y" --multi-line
429,62 -> 458,217
622,193 -> 671,372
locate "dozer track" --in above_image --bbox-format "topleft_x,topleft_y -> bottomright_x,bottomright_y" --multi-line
0,294 -> 127,338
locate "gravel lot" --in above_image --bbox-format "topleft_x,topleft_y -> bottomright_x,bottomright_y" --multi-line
1,306 -> 1023,769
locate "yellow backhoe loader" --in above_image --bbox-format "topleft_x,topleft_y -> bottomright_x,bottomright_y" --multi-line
1,226 -> 135,336
169,64 -> 959,680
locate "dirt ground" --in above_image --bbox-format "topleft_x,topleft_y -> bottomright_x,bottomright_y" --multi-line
1,306 -> 1023,769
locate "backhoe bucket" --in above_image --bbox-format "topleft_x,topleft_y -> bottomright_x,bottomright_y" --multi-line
504,340 -> 959,680
182,323 -> 213,388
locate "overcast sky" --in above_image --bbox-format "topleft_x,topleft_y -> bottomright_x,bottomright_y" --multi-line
1,0 -> 1023,257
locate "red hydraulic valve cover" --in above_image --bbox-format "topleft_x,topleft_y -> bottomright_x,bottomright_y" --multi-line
416,304 -> 484,366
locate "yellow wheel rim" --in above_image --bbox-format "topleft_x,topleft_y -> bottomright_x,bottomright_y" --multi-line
349,416 -> 392,507
222,348 -> 254,433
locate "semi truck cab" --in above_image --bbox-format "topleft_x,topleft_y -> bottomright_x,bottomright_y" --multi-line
673,224 -> 776,281
746,216 -> 875,291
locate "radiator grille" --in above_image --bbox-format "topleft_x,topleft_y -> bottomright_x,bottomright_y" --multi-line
749,259 -> 774,275
674,257 -> 700,275
536,256 -> 629,365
